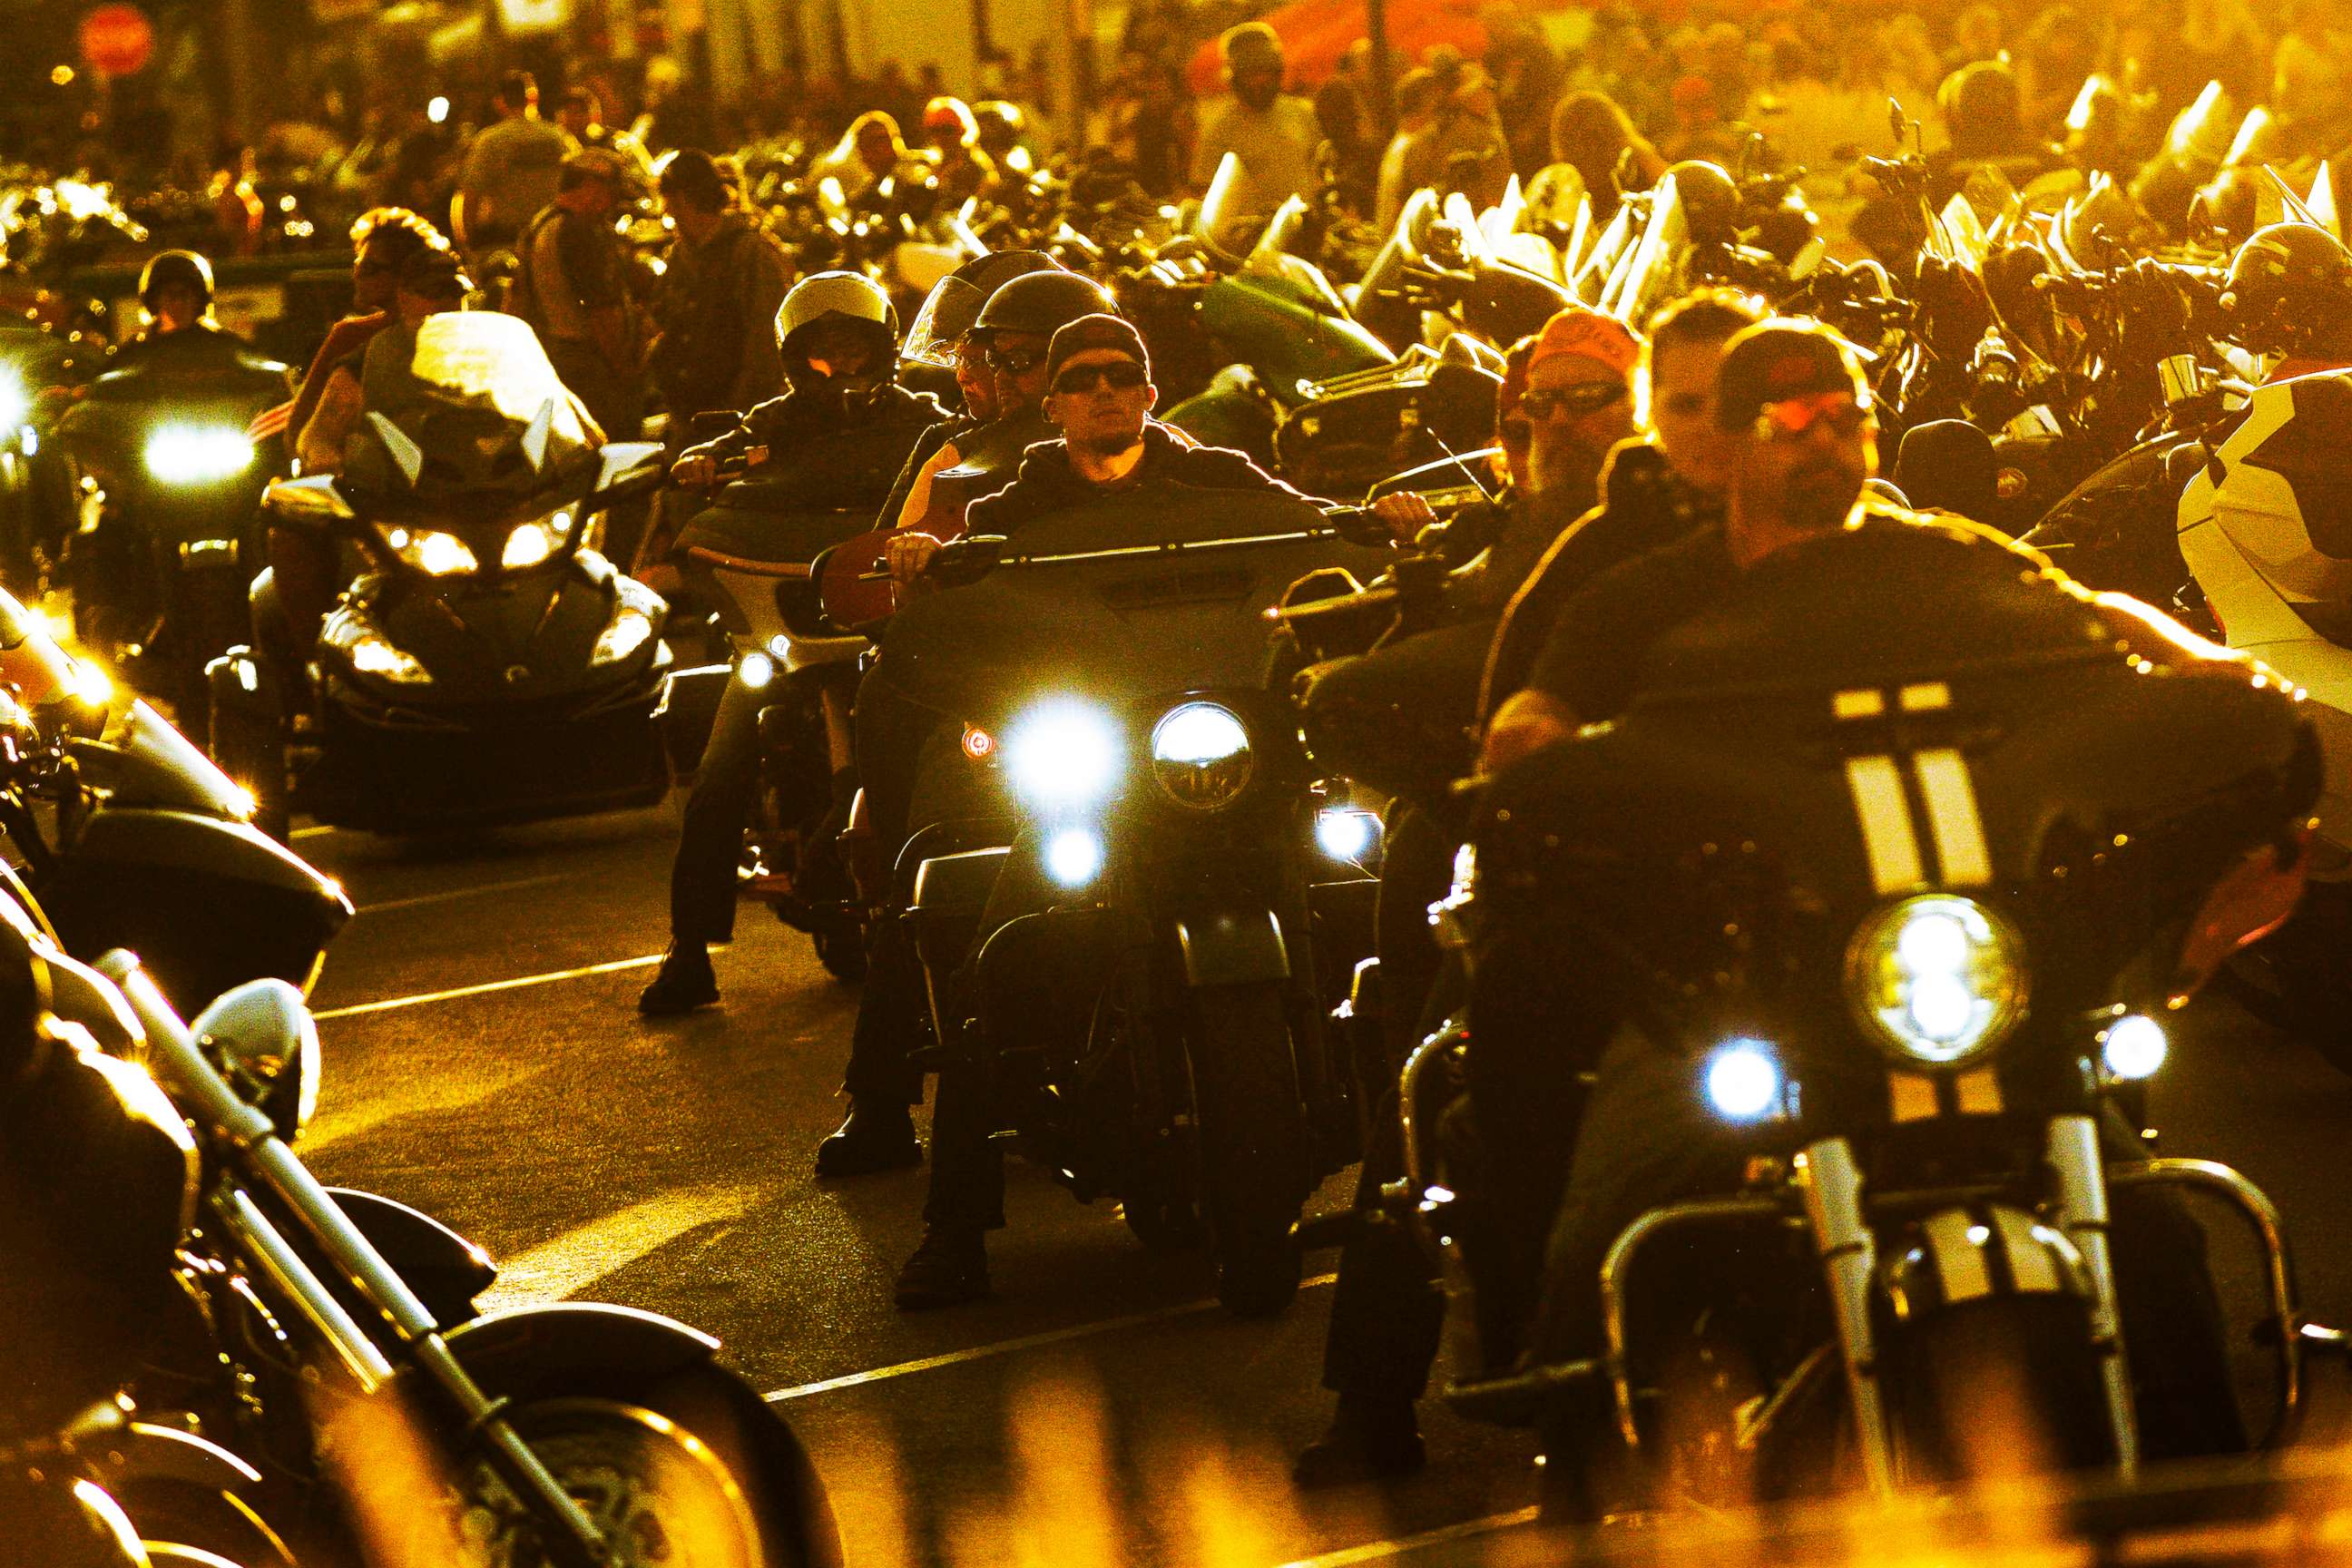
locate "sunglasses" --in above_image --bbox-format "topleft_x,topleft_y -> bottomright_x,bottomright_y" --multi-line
985,344 -> 1047,373
1051,360 -> 1148,395
1753,391 -> 1870,443
1519,382 -> 1628,420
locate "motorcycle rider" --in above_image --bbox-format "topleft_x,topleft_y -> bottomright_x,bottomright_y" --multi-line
248,219 -> 464,674
1290,301 -> 1661,1485
639,272 -> 946,1016
298,247 -> 478,475
877,251 -> 1064,534
808,265 -> 1119,1178
110,251 -> 243,365
1480,289 -> 1767,734
887,314 -> 1340,1308
1466,318 -> 2245,1508
511,148 -> 646,444
2218,222 -> 2352,382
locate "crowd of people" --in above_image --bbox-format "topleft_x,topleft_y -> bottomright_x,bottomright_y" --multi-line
93,0 -> 2351,1520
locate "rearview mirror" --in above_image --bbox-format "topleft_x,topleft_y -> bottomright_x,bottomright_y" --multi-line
262,475 -> 354,524
593,441 -> 667,505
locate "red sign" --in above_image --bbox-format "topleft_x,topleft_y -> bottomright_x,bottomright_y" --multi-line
79,4 -> 154,77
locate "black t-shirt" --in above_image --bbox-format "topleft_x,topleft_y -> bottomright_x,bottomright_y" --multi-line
1525,523 -> 1739,724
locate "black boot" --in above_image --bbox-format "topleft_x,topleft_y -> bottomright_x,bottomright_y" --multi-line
1293,1393 -> 1427,1487
637,942 -> 720,1015
894,1225 -> 989,1308
814,1099 -> 921,1177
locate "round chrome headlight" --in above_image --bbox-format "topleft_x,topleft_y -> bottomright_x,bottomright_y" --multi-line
1150,701 -> 1252,811
1844,895 -> 2027,1068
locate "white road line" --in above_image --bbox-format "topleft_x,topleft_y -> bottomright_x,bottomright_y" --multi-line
1275,1507 -> 1542,1567
355,873 -> 575,915
314,953 -> 663,1020
765,1273 -> 1341,1402
476,1185 -> 760,1315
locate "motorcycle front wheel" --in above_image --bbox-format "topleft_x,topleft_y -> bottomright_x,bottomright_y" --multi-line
1188,980 -> 1309,1319
454,1397 -> 767,1568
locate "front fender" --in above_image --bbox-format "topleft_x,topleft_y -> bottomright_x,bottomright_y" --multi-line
1881,1204 -> 2093,1323
327,1187 -> 495,1326
436,1303 -> 841,1568
1175,906 -> 1289,987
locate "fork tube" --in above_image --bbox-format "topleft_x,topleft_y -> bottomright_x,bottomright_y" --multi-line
2045,1114 -> 2139,1477
1799,1137 -> 1896,1498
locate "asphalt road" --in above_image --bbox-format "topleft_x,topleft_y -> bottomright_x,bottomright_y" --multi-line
284,793 -> 2352,1568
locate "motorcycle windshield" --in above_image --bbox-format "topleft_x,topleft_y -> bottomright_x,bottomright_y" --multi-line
902,272 -> 988,368
875,487 -> 1388,718
1195,152 -> 1273,259
1601,175 -> 1688,327
343,313 -> 598,517
1357,188 -> 1444,309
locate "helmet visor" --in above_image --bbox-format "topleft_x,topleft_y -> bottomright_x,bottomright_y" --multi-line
901,273 -> 990,368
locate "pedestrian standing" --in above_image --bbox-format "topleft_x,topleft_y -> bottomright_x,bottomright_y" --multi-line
454,72 -> 577,260
634,151 -> 792,583
511,148 -> 648,442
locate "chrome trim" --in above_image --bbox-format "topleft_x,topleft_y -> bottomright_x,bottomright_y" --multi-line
2045,1114 -> 2138,1477
212,1187 -> 394,1391
2110,1158 -> 2302,1437
1799,1138 -> 1897,1498
1598,1192 -> 1789,1450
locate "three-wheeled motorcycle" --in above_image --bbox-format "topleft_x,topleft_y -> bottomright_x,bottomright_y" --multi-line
208,314 -> 672,838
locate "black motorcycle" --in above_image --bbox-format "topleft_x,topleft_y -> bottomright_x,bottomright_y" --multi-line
882,487 -> 1389,1314
666,421 -> 932,981
0,900 -> 290,1567
209,314 -> 672,838
1406,524 -> 2321,1506
51,328 -> 291,738
0,588 -> 348,1017
56,940 -> 841,1568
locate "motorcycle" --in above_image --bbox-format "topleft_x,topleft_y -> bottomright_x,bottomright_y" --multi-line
65,938 -> 842,1567
665,416 -> 937,982
1402,523 -> 2321,1507
0,588 -> 348,1017
878,486 -> 1389,1314
51,329 -> 292,740
208,313 -> 672,838
0,894 -> 289,1567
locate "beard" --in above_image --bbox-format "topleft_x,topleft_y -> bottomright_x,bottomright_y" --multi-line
1779,457 -> 1864,529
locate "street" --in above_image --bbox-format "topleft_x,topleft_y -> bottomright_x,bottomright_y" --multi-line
289,799 -> 2352,1568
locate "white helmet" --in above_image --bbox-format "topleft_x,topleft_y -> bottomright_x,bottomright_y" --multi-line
777,270 -> 896,348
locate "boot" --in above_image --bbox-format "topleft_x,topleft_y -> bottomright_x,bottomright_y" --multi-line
894,1225 -> 989,1309
813,1099 -> 921,1177
637,941 -> 720,1015
1292,1393 -> 1427,1487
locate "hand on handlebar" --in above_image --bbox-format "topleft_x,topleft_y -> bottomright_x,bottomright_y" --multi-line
885,532 -> 946,584
1370,491 -> 1440,543
669,454 -> 721,490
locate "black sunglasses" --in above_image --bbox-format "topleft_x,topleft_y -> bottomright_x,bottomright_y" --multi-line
1052,360 -> 1148,395
985,344 -> 1047,373
1519,382 -> 1629,420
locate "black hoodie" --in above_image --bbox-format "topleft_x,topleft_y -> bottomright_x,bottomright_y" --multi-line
964,420 -> 1316,535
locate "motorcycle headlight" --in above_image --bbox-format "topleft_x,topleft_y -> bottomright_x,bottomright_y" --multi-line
501,508 -> 573,569
1150,701 -> 1252,811
1004,699 -> 1122,810
592,574 -> 663,666
0,376 -> 25,432
1845,895 -> 2027,1067
380,525 -> 479,576
349,633 -> 431,684
144,425 -> 255,484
